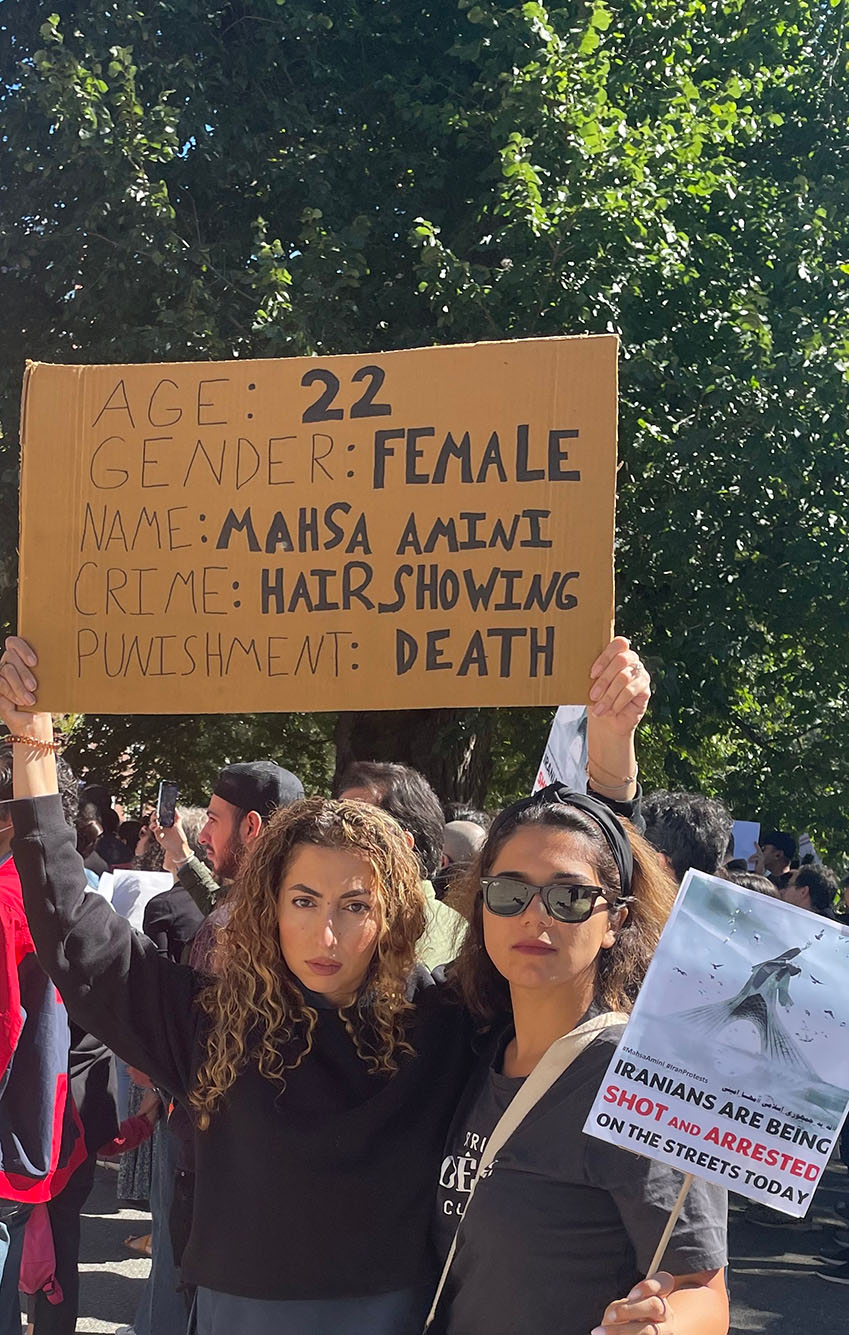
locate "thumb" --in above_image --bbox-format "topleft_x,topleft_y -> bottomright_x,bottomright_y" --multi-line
626,1272 -> 675,1302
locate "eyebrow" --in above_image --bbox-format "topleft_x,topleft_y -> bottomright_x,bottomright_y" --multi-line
495,870 -> 597,883
287,883 -> 373,899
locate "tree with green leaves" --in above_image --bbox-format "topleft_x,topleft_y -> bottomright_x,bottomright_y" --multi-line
2,0 -> 849,853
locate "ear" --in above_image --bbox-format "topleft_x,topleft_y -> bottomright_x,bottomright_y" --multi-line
602,903 -> 628,950
441,852 -> 451,868
403,830 -> 415,852
242,810 -> 263,842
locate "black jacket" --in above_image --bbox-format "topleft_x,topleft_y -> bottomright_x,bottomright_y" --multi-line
142,885 -> 205,963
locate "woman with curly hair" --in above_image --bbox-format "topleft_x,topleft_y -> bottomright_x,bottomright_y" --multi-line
0,633 -> 653,1334
429,788 -> 729,1335
0,641 -> 476,1334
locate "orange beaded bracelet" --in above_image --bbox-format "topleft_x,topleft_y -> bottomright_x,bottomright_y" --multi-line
6,734 -> 62,754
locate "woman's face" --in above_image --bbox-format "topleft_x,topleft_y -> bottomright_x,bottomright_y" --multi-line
277,843 -> 382,1006
482,825 -> 620,994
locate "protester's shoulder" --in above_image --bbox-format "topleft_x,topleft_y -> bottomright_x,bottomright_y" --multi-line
143,887 -> 175,919
582,1012 -> 628,1060
407,961 -> 451,1001
592,1015 -> 627,1048
549,1013 -> 625,1097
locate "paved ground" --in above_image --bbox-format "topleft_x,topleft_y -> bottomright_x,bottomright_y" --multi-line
16,1156 -> 849,1332
728,1156 -> 848,1331
72,1164 -> 149,1334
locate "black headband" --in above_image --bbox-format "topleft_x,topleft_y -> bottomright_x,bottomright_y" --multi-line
490,783 -> 633,899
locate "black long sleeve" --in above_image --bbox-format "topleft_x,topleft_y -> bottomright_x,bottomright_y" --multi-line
12,794 -> 199,1099
10,792 -> 476,1302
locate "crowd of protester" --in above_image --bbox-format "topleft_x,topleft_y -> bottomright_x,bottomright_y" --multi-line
0,632 -> 846,1335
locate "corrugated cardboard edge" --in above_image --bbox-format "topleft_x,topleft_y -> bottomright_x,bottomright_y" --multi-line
24,331 -> 618,374
608,340 -> 619,643
17,362 -> 39,633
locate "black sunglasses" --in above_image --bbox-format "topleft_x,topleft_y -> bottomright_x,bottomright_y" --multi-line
480,875 -> 624,924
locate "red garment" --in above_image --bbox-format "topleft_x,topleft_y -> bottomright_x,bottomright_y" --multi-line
98,1113 -> 155,1158
0,857 -> 86,1202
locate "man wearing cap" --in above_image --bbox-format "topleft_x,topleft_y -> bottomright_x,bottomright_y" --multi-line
153,760 -> 304,917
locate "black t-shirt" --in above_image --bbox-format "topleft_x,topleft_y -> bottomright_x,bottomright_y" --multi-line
433,1024 -> 727,1335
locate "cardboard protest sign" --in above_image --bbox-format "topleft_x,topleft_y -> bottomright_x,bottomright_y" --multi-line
18,336 -> 617,714
533,705 -> 588,793
584,872 -> 849,1217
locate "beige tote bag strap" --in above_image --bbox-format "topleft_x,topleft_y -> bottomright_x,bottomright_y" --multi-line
424,1010 -> 626,1330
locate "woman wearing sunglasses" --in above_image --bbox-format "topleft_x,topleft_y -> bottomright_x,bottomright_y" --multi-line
432,788 -> 729,1335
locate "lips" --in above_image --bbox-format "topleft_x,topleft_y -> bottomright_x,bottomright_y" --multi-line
305,958 -> 343,975
512,941 -> 557,955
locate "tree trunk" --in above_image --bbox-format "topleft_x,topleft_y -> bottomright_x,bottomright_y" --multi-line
333,709 -> 495,806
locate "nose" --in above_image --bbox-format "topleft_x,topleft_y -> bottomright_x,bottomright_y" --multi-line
521,892 -> 553,925
198,821 -> 211,847
321,916 -> 338,950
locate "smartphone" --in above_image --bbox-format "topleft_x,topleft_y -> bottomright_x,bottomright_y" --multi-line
156,781 -> 180,828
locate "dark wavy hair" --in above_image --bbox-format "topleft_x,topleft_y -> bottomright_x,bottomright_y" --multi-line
448,799 -> 676,1025
643,789 -> 733,881
335,761 -> 445,881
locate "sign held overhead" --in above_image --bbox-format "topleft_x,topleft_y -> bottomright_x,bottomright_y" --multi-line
19,335 -> 618,713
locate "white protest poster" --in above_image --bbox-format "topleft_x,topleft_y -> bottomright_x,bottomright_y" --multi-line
730,820 -> 759,868
584,871 -> 849,1216
533,705 -> 588,793
798,833 -> 821,865
110,870 -> 173,931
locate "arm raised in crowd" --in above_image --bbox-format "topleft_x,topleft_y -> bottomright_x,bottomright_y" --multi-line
587,636 -> 651,826
0,636 -> 198,1099
149,810 -> 220,915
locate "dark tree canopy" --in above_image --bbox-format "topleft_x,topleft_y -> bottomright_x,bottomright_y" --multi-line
2,0 -> 848,855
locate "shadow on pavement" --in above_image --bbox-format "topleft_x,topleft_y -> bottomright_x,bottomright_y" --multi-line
728,1157 -> 848,1332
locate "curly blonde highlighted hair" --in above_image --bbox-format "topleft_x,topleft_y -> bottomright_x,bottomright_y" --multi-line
190,796 -> 427,1129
